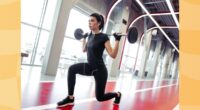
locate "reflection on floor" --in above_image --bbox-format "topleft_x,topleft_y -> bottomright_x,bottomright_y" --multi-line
21,66 -> 179,110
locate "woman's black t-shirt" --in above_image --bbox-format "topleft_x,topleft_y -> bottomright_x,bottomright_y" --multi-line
86,33 -> 109,66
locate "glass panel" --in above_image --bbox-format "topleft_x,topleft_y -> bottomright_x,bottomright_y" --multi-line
21,0 -> 45,26
59,38 -> 86,69
155,43 -> 165,80
42,0 -> 58,30
34,30 -> 50,65
58,8 -> 90,69
120,40 -> 139,73
21,24 -> 38,64
144,40 -> 157,78
65,8 -> 90,38
135,40 -> 144,71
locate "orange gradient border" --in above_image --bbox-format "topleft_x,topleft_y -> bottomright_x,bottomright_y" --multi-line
0,0 -> 200,109
0,0 -> 20,110
180,0 -> 200,110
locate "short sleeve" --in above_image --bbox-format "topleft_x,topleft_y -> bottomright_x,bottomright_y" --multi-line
103,34 -> 110,43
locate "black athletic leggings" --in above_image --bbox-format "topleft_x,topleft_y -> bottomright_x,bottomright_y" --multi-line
67,63 -> 117,101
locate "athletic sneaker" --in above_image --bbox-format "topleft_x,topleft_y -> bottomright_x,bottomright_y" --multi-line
57,96 -> 74,107
114,92 -> 122,104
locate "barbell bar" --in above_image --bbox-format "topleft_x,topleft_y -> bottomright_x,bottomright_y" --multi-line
74,27 -> 138,43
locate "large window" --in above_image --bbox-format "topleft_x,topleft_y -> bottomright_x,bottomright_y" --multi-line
21,0 -> 45,26
59,38 -> 85,68
59,8 -> 89,69
34,30 -> 49,65
21,0 -> 58,66
42,0 -> 58,30
21,24 -> 38,64
120,40 -> 140,73
65,8 -> 90,37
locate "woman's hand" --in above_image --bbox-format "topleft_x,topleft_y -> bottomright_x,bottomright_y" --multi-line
83,33 -> 88,39
113,33 -> 122,41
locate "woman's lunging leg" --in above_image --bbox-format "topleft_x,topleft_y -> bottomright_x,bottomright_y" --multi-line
94,67 -> 117,101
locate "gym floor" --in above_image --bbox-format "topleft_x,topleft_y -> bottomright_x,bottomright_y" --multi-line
21,66 -> 178,110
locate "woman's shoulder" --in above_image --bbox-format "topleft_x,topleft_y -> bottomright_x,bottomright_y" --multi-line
100,33 -> 108,37
100,33 -> 109,41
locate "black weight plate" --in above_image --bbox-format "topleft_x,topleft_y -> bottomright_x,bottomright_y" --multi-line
74,28 -> 84,40
127,27 -> 138,43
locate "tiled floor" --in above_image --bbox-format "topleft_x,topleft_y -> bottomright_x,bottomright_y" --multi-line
21,66 -> 179,110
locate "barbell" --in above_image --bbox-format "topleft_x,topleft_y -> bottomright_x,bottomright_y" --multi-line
74,27 -> 138,43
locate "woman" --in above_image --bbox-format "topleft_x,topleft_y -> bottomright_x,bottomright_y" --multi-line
57,13 -> 122,107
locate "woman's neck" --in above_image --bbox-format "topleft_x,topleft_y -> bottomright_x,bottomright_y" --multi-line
92,29 -> 100,35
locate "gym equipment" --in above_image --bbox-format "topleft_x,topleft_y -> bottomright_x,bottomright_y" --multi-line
74,27 -> 138,43
151,29 -> 158,36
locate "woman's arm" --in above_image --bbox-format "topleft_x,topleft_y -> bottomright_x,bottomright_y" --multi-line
82,33 -> 89,52
105,33 -> 122,59
82,38 -> 87,52
104,40 -> 119,59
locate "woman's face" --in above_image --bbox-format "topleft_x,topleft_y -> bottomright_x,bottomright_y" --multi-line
89,16 -> 100,31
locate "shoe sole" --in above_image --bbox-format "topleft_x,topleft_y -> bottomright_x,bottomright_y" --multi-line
57,102 -> 74,107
